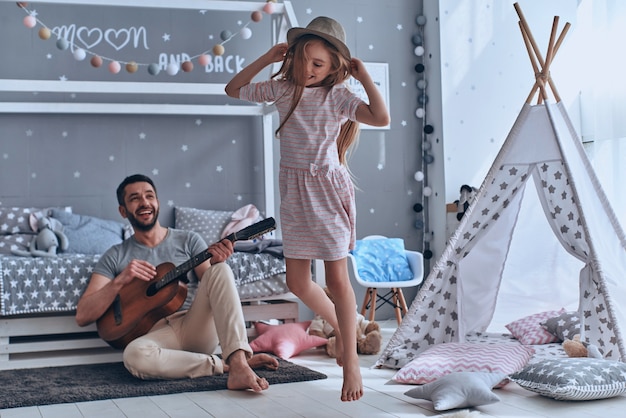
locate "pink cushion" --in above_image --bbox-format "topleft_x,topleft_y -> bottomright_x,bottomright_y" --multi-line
249,321 -> 328,359
505,309 -> 565,345
393,342 -> 534,385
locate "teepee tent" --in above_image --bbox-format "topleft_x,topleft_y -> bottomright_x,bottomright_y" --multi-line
376,4 -> 626,369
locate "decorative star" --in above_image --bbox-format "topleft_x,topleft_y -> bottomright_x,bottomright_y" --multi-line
401,120 -> 407,126
152,168 -> 159,175
216,166 -> 223,172
232,139 -> 237,144
397,24 -> 403,30
167,199 -> 174,207
369,44 -> 374,50
109,155 -> 115,161
306,8 -> 312,14
377,163 -> 384,170
31,172 -> 37,179
185,182 -> 191,188
73,171 -> 80,178
181,145 -> 188,151
139,132 -> 146,140
237,195 -> 243,201
2,153 -> 8,159
46,53 -> 52,59
401,81 -> 407,87
59,75 -> 67,81
195,119 -> 202,126
369,208 -> 375,214
357,17 -> 363,23
199,10 -> 207,15
162,33 -> 171,42
237,20 -> 243,26
30,10 -> 38,17
26,129 -> 33,136
62,131 -> 68,137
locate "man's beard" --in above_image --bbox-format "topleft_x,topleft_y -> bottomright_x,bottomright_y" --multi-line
126,207 -> 159,232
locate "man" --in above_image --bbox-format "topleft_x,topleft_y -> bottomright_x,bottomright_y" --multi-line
75,174 -> 278,391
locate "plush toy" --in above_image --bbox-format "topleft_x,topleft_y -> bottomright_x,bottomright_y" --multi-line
455,184 -> 478,221
11,214 -> 69,257
309,287 -> 382,357
562,334 -> 603,359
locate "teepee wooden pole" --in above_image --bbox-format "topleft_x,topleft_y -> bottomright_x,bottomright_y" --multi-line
514,3 -> 570,104
519,21 -> 543,104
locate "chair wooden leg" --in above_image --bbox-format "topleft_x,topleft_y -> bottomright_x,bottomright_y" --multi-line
392,288 -> 402,324
368,288 -> 377,322
397,288 -> 409,316
360,289 -> 371,317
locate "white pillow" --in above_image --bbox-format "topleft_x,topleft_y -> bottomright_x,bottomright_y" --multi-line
404,372 -> 507,411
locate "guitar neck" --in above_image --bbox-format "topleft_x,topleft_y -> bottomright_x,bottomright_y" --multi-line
153,217 -> 276,292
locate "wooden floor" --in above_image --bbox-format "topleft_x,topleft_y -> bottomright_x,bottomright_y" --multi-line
2,319 -> 626,418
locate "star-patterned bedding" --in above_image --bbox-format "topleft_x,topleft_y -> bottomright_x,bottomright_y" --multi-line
0,251 -> 287,316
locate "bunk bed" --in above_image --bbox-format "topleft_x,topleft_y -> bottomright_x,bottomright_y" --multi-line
0,0 -> 305,370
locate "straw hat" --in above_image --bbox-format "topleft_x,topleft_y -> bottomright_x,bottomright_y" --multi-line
287,16 -> 351,61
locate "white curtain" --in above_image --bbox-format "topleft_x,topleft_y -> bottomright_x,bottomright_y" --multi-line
577,1 -> 626,228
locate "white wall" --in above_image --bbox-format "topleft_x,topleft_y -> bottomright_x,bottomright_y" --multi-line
437,0 -> 582,203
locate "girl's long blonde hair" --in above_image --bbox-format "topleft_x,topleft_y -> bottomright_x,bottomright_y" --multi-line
271,35 -> 360,166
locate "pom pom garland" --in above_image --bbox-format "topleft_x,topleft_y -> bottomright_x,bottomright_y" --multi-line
16,3 -> 272,77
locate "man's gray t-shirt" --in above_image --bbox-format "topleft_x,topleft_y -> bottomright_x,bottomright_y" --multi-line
94,228 -> 208,310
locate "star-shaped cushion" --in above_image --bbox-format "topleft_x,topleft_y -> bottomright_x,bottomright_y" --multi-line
249,321 -> 328,359
404,372 -> 507,411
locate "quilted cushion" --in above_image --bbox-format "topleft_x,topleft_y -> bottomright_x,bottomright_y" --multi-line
393,342 -> 534,385
510,358 -> 626,400
50,209 -> 126,254
505,309 -> 566,345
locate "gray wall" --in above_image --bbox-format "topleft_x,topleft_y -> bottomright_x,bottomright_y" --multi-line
0,0 -> 428,321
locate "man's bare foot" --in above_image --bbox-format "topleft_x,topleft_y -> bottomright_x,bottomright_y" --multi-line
225,350 -> 271,392
341,357 -> 363,402
248,353 -> 279,370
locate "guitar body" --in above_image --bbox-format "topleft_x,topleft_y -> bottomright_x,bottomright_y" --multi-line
97,262 -> 188,349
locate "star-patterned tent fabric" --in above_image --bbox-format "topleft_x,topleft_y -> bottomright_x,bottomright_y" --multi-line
376,102 -> 626,369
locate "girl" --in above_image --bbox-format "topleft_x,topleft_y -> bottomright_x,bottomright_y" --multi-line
225,16 -> 389,402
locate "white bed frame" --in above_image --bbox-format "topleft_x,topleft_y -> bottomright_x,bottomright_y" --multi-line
0,0 -> 303,370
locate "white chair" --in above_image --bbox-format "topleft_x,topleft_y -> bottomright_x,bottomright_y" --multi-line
347,235 -> 424,325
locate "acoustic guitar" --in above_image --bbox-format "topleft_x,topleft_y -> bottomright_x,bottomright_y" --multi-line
96,217 -> 276,349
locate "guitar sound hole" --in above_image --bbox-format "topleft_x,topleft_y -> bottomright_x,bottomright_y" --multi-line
146,283 -> 158,297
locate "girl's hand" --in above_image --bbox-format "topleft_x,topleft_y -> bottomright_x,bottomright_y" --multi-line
266,43 -> 289,63
350,58 -> 369,83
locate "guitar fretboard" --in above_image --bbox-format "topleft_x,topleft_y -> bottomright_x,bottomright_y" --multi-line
154,251 -> 212,291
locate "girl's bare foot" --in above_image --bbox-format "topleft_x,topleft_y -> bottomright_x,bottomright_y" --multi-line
341,357 -> 363,401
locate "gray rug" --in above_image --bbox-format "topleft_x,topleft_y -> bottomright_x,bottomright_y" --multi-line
0,358 -> 326,409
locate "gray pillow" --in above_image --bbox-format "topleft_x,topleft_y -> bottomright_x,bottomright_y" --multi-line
541,311 -> 580,341
174,207 -> 233,245
510,358 -> 626,400
50,209 -> 125,254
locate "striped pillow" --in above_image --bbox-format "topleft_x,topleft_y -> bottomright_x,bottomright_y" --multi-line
505,309 -> 566,345
393,342 -> 534,385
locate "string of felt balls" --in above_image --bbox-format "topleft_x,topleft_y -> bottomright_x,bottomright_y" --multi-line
16,1 -> 278,76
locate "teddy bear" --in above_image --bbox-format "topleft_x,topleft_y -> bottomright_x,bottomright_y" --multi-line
11,214 -> 69,257
562,334 -> 603,359
308,287 -> 382,357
